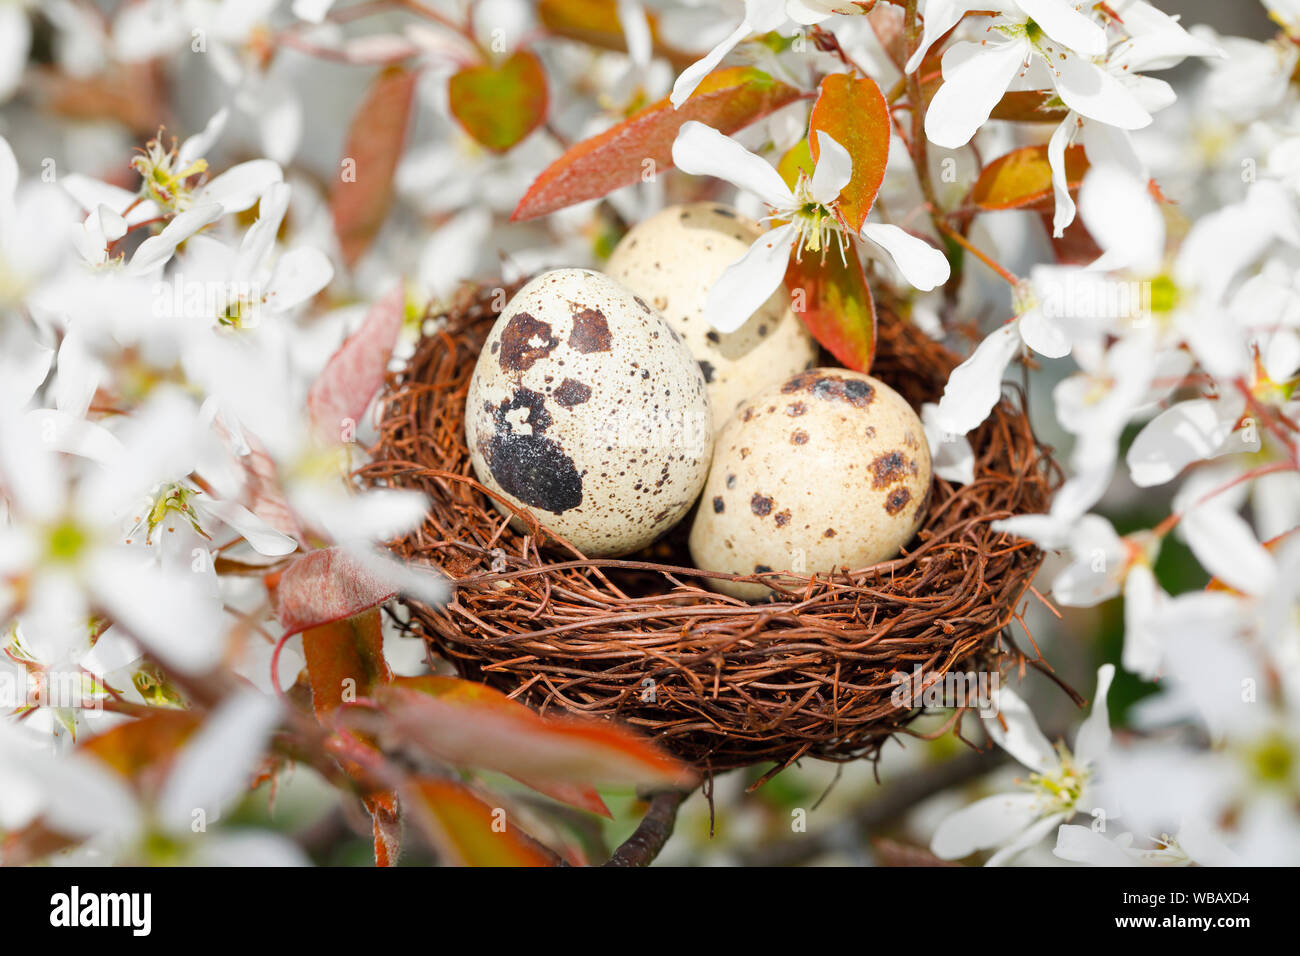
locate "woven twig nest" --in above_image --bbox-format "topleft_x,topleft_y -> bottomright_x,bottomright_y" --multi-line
362,281 -> 1058,773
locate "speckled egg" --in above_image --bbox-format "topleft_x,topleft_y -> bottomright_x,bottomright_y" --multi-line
689,369 -> 932,600
465,269 -> 713,557
605,203 -> 819,431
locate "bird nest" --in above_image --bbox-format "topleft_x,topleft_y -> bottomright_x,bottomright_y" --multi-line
361,281 -> 1059,774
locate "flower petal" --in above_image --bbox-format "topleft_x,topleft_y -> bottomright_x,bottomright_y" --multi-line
905,0 -> 968,73
195,159 -> 284,214
127,203 -> 224,275
1179,503 -> 1277,598
1047,113 -> 1078,238
1053,51 -> 1152,130
704,222 -> 798,333
921,402 -> 975,484
196,497 -> 299,557
1079,163 -> 1164,275
671,120 -> 793,208
1073,664 -> 1114,766
931,791 -> 1043,860
934,322 -> 1021,435
1125,399 -> 1236,487
178,108 -> 230,168
155,690 -> 282,834
925,38 -> 1028,149
984,683 -> 1058,773
1018,0 -> 1107,57
265,247 -> 334,312
810,130 -> 853,205
1053,824 -> 1140,865
860,222 -> 950,291
668,0 -> 786,106
1018,305 -> 1071,358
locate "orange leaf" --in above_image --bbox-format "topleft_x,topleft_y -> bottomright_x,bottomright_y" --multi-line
971,144 -> 1088,212
511,66 -> 804,221
989,90 -> 1069,123
785,248 -> 876,373
331,66 -> 418,267
81,710 -> 201,783
448,50 -> 549,153
301,608 -> 391,721
365,790 -> 402,867
538,0 -> 692,68
808,73 -> 890,233
376,676 -> 695,790
406,778 -> 555,866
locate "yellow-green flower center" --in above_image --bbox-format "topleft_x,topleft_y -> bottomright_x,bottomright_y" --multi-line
46,519 -> 89,565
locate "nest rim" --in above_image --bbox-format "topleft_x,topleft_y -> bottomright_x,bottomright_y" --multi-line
361,280 -> 1059,774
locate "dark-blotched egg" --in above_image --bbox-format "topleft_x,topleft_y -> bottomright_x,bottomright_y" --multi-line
466,269 -> 713,557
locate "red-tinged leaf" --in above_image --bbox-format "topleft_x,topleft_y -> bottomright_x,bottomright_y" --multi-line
868,3 -> 908,72
538,0 -> 693,68
301,608 -> 391,721
375,676 -> 696,789
43,61 -> 166,137
275,547 -> 397,639
214,426 -> 302,545
306,285 -> 404,443
512,66 -> 804,221
406,777 -> 555,866
989,90 -> 1069,123
785,248 -> 876,372
514,777 -> 612,819
1042,209 -> 1103,265
365,790 -> 402,867
2,820 -> 80,867
331,66 -> 418,267
808,73 -> 890,233
971,144 -> 1088,212
77,711 -> 202,805
448,50 -> 549,153
872,837 -> 960,867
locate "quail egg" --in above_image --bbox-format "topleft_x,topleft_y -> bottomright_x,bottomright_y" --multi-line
466,269 -> 713,557
689,368 -> 932,599
605,203 -> 819,431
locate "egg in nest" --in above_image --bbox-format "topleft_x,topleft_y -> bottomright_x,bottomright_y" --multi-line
466,269 -> 713,557
689,368 -> 932,599
605,203 -> 819,431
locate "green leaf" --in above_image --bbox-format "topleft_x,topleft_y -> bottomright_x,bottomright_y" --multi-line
971,143 -> 1088,212
511,66 -> 804,221
785,247 -> 876,373
808,73 -> 891,232
448,50 -> 549,153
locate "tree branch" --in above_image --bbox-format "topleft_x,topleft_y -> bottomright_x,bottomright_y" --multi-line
602,790 -> 690,867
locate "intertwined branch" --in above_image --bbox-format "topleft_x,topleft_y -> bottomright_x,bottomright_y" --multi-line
361,283 -> 1059,771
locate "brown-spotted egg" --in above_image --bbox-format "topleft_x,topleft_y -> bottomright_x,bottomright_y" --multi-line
605,203 -> 819,431
689,368 -> 932,599
466,269 -> 713,557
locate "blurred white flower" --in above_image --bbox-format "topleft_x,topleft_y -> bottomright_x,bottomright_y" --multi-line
931,665 -> 1115,866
